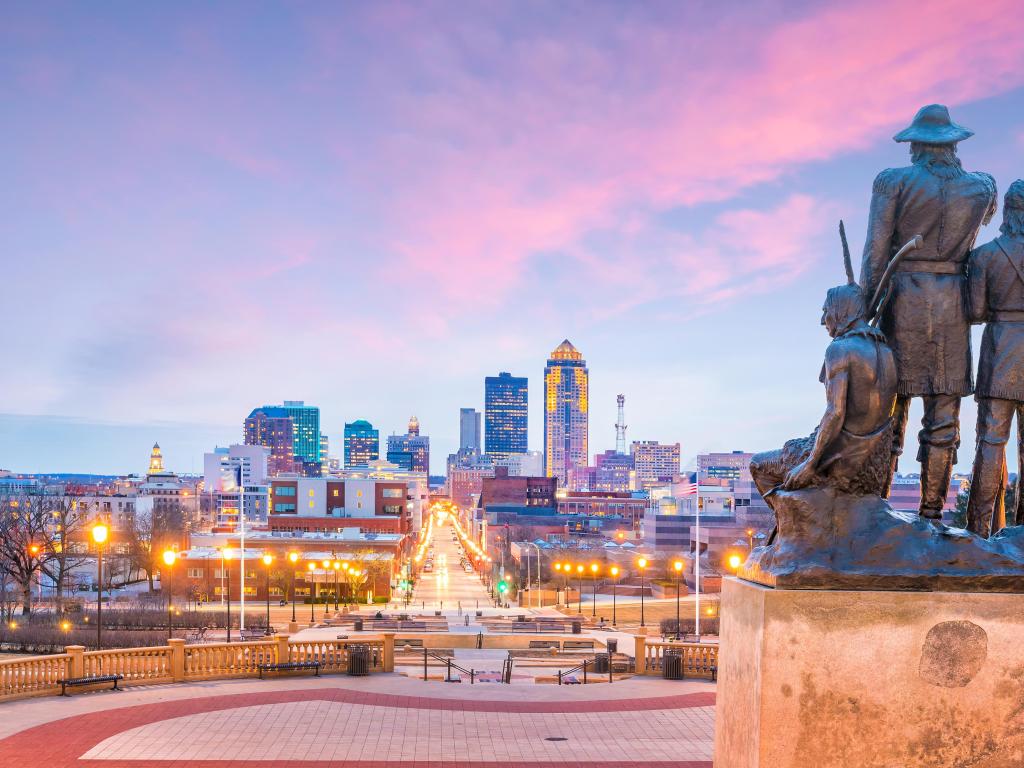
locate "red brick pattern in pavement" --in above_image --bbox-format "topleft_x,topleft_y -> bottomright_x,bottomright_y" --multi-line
0,688 -> 715,767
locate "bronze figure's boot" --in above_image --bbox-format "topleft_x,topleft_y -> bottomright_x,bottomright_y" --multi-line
965,442 -> 1005,537
918,445 -> 955,520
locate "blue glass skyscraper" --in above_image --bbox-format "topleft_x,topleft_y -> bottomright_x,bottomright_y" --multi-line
485,372 -> 528,461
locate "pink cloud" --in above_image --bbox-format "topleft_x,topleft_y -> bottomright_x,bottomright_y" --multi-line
339,0 -> 1024,310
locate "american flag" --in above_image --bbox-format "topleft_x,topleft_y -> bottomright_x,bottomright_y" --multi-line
679,481 -> 698,496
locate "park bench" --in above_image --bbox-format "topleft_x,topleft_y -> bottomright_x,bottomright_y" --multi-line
528,640 -> 560,650
58,673 -> 124,696
257,661 -> 320,679
240,628 -> 270,641
562,640 -> 595,651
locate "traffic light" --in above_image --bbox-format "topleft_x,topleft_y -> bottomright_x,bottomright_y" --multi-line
497,580 -> 508,594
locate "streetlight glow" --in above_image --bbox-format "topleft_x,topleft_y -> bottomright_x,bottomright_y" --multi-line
262,554 -> 274,566
91,524 -> 109,544
288,551 -> 298,563
162,549 -> 177,567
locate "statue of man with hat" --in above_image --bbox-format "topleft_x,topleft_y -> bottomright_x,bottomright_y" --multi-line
966,180 -> 1024,537
860,104 -> 997,520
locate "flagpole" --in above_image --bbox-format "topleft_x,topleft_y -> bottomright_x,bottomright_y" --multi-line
239,473 -> 246,633
694,469 -> 700,642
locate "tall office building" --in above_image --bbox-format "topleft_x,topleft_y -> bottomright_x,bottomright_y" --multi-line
543,340 -> 588,487
246,401 -> 321,475
244,407 -> 298,475
484,372 -> 528,460
459,408 -> 481,453
344,420 -> 380,468
386,416 -> 430,473
631,441 -> 681,485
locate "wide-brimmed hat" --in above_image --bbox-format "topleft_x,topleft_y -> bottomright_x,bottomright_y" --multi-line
893,104 -> 973,144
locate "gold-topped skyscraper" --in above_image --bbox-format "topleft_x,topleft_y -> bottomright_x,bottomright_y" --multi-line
544,340 -> 588,487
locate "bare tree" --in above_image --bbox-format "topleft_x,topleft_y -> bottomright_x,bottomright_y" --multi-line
0,490 -> 54,616
37,490 -> 90,615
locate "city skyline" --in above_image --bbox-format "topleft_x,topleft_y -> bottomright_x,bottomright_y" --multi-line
3,3 -> 1024,475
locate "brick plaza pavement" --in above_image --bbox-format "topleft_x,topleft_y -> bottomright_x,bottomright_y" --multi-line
0,672 -> 715,767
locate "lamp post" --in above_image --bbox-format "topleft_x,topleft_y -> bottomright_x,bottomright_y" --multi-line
321,560 -> 331,618
672,559 -> 684,640
307,562 -> 316,623
637,557 -> 648,628
288,552 -> 299,622
575,564 -> 584,614
222,549 -> 232,642
262,554 -> 273,635
333,561 -> 341,611
162,549 -> 177,640
746,528 -> 755,551
552,562 -> 562,606
610,566 -> 620,626
91,524 -> 108,650
590,563 -> 599,617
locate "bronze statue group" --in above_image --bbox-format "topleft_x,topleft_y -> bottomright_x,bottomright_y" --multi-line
752,104 -> 1024,542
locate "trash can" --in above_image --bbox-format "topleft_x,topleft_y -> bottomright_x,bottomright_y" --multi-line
353,618 -> 363,631
572,622 -> 582,634
606,638 -> 618,653
348,644 -> 371,676
593,652 -> 610,673
663,649 -> 683,680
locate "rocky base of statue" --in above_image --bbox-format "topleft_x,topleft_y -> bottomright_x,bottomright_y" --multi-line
738,488 -> 1024,592
714,577 -> 1024,768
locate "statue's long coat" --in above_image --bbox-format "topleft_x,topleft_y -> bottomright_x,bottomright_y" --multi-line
860,160 -> 996,396
969,234 -> 1024,401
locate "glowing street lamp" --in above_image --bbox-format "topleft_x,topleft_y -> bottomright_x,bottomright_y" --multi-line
672,559 -> 684,640
590,563 -> 600,617
221,548 -> 233,642
332,561 -> 341,611
575,564 -> 584,614
637,557 -> 648,627
262,554 -> 274,635
321,560 -> 332,618
728,553 -> 743,571
92,523 -> 109,650
609,566 -> 620,626
288,552 -> 299,622
162,549 -> 177,640
307,562 -> 316,623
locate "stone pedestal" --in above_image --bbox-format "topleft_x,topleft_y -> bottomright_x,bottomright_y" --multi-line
715,577 -> 1024,768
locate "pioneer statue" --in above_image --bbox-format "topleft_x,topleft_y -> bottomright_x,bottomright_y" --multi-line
860,104 -> 997,519
751,230 -> 899,503
966,180 -> 1024,537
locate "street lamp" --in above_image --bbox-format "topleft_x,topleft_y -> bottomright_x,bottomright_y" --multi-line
728,553 -> 743,571
552,562 -> 562,606
307,562 -> 316,623
590,563 -> 599,617
333,561 -> 342,611
746,528 -> 755,551
288,552 -> 299,622
610,566 -> 620,626
262,554 -> 274,635
221,548 -> 232,642
637,557 -> 648,628
321,560 -> 331,618
162,549 -> 177,640
575,564 -> 584,614
91,524 -> 108,650
672,559 -> 684,640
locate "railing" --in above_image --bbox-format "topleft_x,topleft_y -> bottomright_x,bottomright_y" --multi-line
0,632 -> 393,702
641,641 -> 718,678
0,653 -> 71,698
290,639 -> 384,674
84,645 -> 173,683
421,649 -> 475,683
184,641 -> 276,679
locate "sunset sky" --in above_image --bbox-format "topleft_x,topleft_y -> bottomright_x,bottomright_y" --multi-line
3,1 -> 1024,475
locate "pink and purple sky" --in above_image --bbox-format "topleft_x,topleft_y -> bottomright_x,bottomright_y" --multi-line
2,1 -> 1024,475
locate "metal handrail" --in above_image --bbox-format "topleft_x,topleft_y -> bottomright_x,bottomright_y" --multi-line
422,648 -> 475,683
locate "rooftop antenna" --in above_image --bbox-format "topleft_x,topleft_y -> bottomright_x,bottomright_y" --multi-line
615,394 -> 628,454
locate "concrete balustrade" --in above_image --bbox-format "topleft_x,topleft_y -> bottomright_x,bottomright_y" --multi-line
641,640 -> 719,678
0,634 -> 392,702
